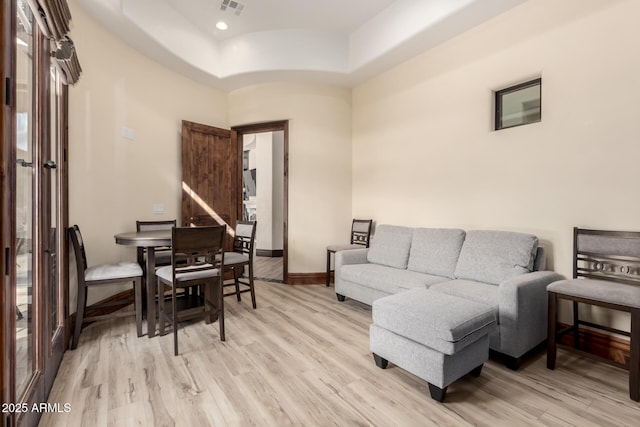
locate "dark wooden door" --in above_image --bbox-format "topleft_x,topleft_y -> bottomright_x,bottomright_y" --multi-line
181,121 -> 241,232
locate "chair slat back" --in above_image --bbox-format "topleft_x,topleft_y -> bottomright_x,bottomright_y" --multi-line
171,225 -> 226,280
135,220 -> 177,266
351,219 -> 373,247
136,219 -> 177,232
233,221 -> 256,257
574,227 -> 640,287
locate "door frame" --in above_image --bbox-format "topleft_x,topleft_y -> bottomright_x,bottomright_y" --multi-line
232,121 -> 289,284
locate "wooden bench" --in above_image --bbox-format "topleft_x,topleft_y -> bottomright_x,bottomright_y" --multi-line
547,227 -> 640,401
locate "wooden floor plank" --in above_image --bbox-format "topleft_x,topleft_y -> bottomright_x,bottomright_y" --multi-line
41,282 -> 640,426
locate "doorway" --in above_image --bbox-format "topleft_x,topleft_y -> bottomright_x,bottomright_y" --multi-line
233,121 -> 288,284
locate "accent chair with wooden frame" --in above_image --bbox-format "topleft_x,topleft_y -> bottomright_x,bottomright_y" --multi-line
69,225 -> 143,350
326,219 -> 373,286
222,221 -> 257,309
156,225 -> 226,356
547,227 -> 640,401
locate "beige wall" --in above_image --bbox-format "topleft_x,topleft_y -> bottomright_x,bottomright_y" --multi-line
229,83 -> 353,273
352,0 -> 640,329
68,2 -> 228,305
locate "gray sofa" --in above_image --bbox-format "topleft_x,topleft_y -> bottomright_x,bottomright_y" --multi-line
335,225 -> 563,367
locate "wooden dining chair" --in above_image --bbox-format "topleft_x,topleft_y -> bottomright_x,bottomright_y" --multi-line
326,219 -> 373,286
135,219 -> 176,268
156,225 -> 226,356
69,225 -> 143,350
547,227 -> 640,401
222,221 -> 257,308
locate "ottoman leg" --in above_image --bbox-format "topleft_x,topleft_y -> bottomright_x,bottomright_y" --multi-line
336,293 -> 346,302
373,353 -> 388,369
471,364 -> 483,377
428,384 -> 448,402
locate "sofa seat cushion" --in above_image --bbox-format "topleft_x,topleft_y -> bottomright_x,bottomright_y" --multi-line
367,225 -> 413,269
454,230 -> 538,285
407,228 -> 466,278
429,279 -> 500,322
372,289 -> 496,355
340,264 -> 446,294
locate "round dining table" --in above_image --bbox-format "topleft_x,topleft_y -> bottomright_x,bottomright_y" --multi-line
115,229 -> 172,338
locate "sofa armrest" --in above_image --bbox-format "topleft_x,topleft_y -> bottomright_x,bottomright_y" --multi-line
335,248 -> 369,285
498,271 -> 564,358
335,248 -> 369,267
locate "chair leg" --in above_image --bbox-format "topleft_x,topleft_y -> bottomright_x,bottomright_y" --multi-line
204,282 -> 213,325
134,278 -> 143,338
630,308 -> 639,402
547,292 -> 557,370
233,267 -> 241,302
326,250 -> 331,287
158,278 -> 166,336
572,300 -> 580,349
248,262 -> 256,309
218,280 -> 225,341
172,286 -> 179,356
71,281 -> 88,350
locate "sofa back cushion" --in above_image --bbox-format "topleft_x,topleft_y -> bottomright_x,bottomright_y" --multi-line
453,230 -> 538,285
367,225 -> 413,269
407,228 -> 466,278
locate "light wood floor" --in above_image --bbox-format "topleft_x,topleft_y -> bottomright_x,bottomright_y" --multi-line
253,255 -> 283,282
41,282 -> 640,426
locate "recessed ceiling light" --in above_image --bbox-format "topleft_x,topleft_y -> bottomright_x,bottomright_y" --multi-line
216,21 -> 228,31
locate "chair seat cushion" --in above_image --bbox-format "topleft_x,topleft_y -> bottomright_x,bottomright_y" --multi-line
372,289 -> 496,355
156,264 -> 220,284
547,278 -> 640,308
327,243 -> 364,252
85,262 -> 142,281
216,252 -> 249,266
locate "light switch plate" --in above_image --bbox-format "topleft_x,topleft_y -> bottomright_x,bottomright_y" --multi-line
122,126 -> 135,140
153,204 -> 164,215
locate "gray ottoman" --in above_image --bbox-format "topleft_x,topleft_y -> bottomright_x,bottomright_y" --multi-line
370,289 -> 497,402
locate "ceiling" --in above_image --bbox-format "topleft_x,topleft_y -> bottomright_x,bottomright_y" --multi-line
77,0 -> 528,91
